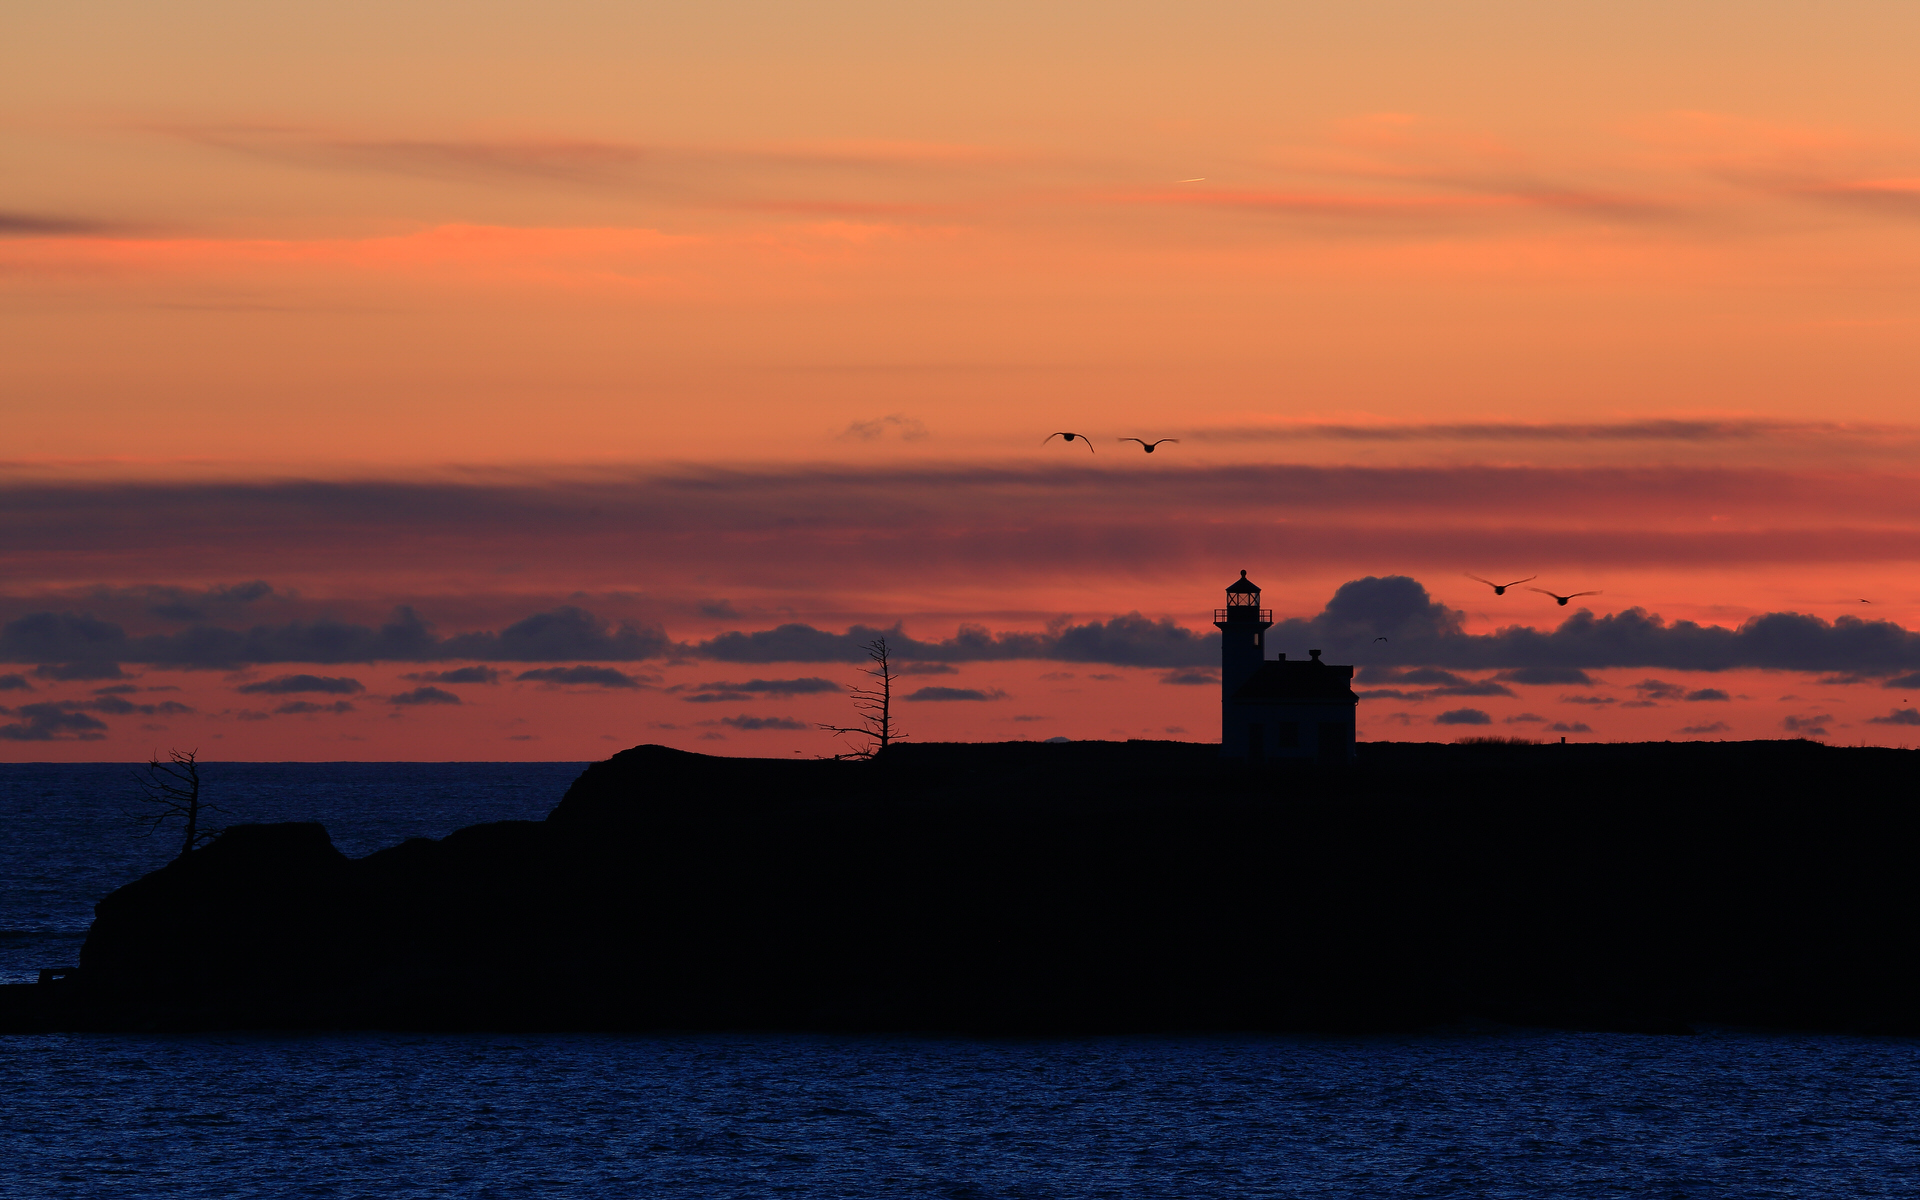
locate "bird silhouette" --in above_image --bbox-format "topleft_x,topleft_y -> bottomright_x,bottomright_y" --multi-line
1529,587 -> 1602,607
1466,573 -> 1536,596
1373,636 -> 1389,643
1119,438 -> 1178,453
1043,432 -> 1095,453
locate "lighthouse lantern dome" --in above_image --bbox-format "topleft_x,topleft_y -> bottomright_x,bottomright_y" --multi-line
1222,570 -> 1264,618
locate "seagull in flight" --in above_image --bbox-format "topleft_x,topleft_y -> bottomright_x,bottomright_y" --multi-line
1119,438 -> 1179,453
1529,587 -> 1602,607
1373,636 -> 1389,643
1466,573 -> 1536,596
1043,432 -> 1095,453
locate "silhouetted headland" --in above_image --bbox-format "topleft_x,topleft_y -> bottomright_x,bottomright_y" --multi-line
7,738 -> 1919,1035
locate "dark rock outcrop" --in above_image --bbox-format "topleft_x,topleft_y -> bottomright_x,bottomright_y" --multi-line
8,739 -> 1920,1034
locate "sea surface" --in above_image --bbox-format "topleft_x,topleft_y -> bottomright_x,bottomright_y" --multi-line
5,763 -> 1920,1198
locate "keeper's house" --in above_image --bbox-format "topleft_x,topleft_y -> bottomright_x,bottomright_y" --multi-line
1214,571 -> 1358,763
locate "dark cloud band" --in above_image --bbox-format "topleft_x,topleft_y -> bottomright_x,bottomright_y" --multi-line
3,576 -> 1918,678
4,466 -> 1918,593
0,606 -> 666,669
1272,576 -> 1920,676
694,613 -> 1211,668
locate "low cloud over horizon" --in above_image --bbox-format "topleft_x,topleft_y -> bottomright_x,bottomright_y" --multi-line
0,605 -> 668,673
5,576 -> 1917,681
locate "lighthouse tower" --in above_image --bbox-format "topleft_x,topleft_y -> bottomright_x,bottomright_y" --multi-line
1214,570 -> 1272,704
1214,569 -> 1358,763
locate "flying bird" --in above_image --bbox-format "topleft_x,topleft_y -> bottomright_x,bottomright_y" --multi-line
1043,432 -> 1095,453
1529,587 -> 1602,607
1119,438 -> 1179,453
1373,636 -> 1389,643
1466,573 -> 1536,596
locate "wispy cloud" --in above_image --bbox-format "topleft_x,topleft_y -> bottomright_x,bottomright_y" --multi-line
839,414 -> 929,442
674,677 -> 841,701
1114,112 -> 1680,230
235,674 -> 363,695
1115,184 -> 1668,229
1636,111 -> 1920,224
275,700 -> 355,715
402,666 -> 502,685
717,714 -> 808,730
389,686 -> 460,706
1493,667 -> 1594,686
160,124 -> 999,215
0,212 -> 132,238
181,128 -> 651,186
1182,420 -> 1914,444
1782,713 -> 1833,735
1677,721 -> 1732,735
514,665 -> 651,689
1158,668 -> 1219,686
903,686 -> 1007,702
1353,667 -> 1516,700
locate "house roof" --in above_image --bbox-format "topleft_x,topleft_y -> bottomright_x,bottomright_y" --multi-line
1231,658 -> 1357,703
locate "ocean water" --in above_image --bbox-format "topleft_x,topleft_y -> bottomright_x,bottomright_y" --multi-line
5,763 -> 1920,1197
4,1029 -> 1919,1197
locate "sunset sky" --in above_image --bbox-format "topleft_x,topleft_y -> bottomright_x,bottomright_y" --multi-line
5,1 -> 1920,759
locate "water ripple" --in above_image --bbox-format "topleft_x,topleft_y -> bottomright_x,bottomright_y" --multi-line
1,1029 -> 1917,1198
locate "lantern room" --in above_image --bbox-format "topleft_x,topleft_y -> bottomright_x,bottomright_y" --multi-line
1216,570 -> 1271,623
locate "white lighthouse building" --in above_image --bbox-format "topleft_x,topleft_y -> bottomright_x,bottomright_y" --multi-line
1214,571 -> 1358,762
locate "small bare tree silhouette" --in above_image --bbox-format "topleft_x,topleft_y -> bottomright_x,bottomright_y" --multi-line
129,748 -> 224,861
818,636 -> 906,759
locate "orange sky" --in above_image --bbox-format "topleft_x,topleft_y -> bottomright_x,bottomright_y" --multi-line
5,3 -> 1919,758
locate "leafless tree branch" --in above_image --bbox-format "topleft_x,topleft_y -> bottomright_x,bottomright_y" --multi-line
125,748 -> 225,861
818,637 -> 906,760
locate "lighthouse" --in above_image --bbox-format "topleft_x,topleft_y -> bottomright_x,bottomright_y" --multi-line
1214,571 -> 1358,763
1216,570 -> 1272,703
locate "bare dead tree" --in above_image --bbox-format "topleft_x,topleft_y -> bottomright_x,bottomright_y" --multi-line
818,636 -> 906,760
129,748 -> 224,860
